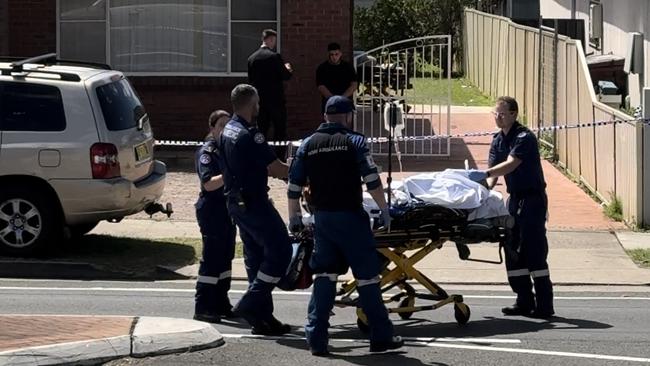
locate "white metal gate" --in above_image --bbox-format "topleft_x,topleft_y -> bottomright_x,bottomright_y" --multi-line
354,35 -> 452,157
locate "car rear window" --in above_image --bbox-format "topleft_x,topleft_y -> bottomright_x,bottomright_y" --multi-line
0,81 -> 66,131
96,79 -> 146,131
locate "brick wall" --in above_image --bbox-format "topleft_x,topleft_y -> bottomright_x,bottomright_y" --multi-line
281,0 -> 354,139
3,0 -> 353,142
0,0 -> 8,55
7,0 -> 55,57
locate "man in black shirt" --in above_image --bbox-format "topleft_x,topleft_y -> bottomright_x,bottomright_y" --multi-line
316,42 -> 358,113
247,29 -> 293,156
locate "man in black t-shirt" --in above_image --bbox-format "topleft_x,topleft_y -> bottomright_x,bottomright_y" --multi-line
315,43 -> 358,113
248,29 -> 292,157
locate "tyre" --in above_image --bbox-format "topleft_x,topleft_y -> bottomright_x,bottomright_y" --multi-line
0,187 -> 62,256
454,302 -> 471,326
398,297 -> 415,320
69,221 -> 99,238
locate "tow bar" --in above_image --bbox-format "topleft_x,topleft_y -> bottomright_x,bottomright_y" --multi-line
144,202 -> 174,218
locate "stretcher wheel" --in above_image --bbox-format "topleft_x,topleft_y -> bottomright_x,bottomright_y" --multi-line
454,303 -> 471,325
456,243 -> 470,260
398,298 -> 415,320
357,318 -> 370,334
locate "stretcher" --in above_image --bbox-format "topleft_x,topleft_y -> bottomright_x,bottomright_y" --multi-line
332,201 -> 513,332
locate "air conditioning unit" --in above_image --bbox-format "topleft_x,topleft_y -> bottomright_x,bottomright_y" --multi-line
590,3 -> 603,39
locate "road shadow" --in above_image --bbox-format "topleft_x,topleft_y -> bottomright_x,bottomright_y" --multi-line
276,337 -> 448,366
273,314 -> 610,364
0,234 -> 199,281
330,315 -> 612,340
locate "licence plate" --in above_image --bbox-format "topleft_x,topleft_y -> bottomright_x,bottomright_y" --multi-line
135,143 -> 151,161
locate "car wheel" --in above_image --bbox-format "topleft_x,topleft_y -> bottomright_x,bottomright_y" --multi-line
0,188 -> 61,256
69,222 -> 99,238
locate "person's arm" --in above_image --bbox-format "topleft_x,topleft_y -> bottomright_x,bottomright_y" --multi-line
202,175 -> 224,191
484,130 -> 534,186
318,85 -> 334,99
343,63 -> 359,98
486,138 -> 500,189
343,81 -> 358,98
367,184 -> 388,211
316,63 -> 333,98
486,155 -> 522,179
268,159 -> 289,179
287,142 -> 308,221
278,54 -> 292,80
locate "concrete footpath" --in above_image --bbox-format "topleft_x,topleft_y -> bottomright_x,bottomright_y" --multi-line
0,315 -> 223,366
93,219 -> 650,286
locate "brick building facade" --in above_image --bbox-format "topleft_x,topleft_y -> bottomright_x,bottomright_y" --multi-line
0,0 -> 353,142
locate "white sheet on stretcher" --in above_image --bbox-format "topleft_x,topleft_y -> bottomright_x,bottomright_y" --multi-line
362,169 -> 509,220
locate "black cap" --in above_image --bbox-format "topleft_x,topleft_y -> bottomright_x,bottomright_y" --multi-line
325,96 -> 355,115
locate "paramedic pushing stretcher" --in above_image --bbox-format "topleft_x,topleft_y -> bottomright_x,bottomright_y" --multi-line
218,84 -> 293,335
287,96 -> 403,356
468,96 -> 555,319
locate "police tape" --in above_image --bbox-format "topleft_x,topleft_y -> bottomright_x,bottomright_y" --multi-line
155,117 -> 650,147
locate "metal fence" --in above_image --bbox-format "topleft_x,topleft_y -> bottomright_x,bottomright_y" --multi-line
463,8 -> 645,226
354,36 -> 452,157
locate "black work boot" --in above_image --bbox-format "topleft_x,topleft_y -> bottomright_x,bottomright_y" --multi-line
501,303 -> 534,316
532,276 -> 555,319
369,336 -> 404,352
193,313 -> 221,324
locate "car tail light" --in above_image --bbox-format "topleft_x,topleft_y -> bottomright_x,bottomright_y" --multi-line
90,143 -> 121,179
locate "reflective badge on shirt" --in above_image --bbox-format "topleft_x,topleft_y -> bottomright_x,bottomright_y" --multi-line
517,131 -> 528,138
254,132 -> 266,144
366,155 -> 377,168
199,154 -> 211,165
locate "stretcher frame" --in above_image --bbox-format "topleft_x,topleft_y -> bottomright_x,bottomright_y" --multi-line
333,223 -> 508,332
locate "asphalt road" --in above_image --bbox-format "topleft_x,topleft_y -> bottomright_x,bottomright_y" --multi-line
2,279 -> 650,365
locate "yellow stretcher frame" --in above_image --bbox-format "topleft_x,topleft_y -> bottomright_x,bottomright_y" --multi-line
334,228 -> 506,332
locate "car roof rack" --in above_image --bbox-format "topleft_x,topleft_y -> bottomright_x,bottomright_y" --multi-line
0,53 -> 112,82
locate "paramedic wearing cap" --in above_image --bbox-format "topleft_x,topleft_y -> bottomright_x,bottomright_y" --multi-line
217,84 -> 293,335
287,96 -> 403,356
193,110 -> 238,324
467,96 -> 554,319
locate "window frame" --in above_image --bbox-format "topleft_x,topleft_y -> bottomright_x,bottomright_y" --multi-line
56,0 -> 281,77
588,0 -> 603,51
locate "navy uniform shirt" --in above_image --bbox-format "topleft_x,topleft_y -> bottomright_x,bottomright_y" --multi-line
488,122 -> 546,194
288,122 -> 380,211
195,138 -> 225,203
218,114 -> 276,202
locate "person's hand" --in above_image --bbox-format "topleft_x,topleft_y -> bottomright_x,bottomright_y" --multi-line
285,62 -> 293,72
289,214 -> 304,234
380,209 -> 392,230
468,170 -> 488,182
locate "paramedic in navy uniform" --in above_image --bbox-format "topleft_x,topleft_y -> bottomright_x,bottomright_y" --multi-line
217,84 -> 293,335
193,110 -> 237,324
467,96 -> 554,319
287,96 -> 403,356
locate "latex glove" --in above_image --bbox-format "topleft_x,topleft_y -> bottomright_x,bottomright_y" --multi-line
468,170 -> 488,182
380,209 -> 392,230
289,214 -> 305,234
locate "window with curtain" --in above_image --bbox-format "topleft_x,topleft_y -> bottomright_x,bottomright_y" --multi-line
58,0 -> 279,74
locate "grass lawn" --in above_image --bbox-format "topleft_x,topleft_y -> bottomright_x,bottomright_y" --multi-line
56,235 -> 243,278
626,249 -> 650,268
404,77 -> 494,106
